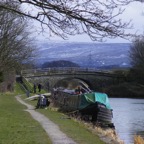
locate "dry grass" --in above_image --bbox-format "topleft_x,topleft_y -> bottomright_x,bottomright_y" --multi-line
71,117 -> 124,144
134,135 -> 144,144
94,127 -> 125,144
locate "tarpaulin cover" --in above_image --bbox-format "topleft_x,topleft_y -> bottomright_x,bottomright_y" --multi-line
79,92 -> 111,109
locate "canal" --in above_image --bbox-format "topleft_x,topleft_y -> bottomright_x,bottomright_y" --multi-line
110,98 -> 144,144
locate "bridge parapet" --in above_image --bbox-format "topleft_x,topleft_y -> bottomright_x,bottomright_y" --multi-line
21,67 -> 114,76
21,67 -> 124,79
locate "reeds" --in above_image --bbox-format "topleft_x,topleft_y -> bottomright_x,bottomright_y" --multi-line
134,135 -> 144,144
93,126 -> 124,144
72,117 -> 124,144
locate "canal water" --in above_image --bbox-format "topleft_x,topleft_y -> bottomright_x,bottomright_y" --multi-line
110,98 -> 144,144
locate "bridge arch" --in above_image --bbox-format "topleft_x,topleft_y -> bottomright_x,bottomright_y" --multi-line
53,77 -> 93,90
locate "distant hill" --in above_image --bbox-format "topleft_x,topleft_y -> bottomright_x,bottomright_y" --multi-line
34,41 -> 131,69
41,60 -> 80,68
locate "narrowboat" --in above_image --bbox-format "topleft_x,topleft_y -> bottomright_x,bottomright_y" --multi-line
52,88 -> 114,128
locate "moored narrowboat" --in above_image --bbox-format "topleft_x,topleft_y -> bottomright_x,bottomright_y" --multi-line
52,88 -> 114,128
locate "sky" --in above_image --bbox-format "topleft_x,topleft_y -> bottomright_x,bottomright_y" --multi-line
28,1 -> 144,43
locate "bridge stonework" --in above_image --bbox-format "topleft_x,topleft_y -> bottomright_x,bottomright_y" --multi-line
24,71 -> 125,92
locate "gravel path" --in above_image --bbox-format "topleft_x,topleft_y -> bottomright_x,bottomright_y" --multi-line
15,95 -> 77,144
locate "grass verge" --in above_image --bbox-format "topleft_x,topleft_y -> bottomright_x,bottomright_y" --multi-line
0,84 -> 52,144
38,108 -> 105,144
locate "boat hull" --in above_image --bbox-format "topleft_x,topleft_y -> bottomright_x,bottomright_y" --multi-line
52,90 -> 113,126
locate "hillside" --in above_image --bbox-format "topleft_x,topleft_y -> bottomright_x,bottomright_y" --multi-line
41,60 -> 80,68
34,41 -> 131,69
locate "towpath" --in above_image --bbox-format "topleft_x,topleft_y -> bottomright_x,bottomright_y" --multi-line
15,95 -> 77,144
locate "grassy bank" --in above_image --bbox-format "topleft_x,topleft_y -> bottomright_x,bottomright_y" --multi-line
38,108 -> 105,144
0,82 -> 106,144
23,95 -> 106,144
0,86 -> 52,144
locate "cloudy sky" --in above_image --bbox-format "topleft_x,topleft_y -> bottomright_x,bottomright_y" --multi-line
29,1 -> 144,43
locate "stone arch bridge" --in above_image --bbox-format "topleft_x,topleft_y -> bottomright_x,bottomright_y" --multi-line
21,68 -> 126,92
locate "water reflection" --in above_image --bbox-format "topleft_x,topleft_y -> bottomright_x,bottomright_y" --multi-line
110,98 -> 144,144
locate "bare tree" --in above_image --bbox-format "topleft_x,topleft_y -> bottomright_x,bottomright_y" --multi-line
129,36 -> 144,68
128,36 -> 144,84
0,0 -> 135,41
0,2 -> 35,73
0,2 -> 36,91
